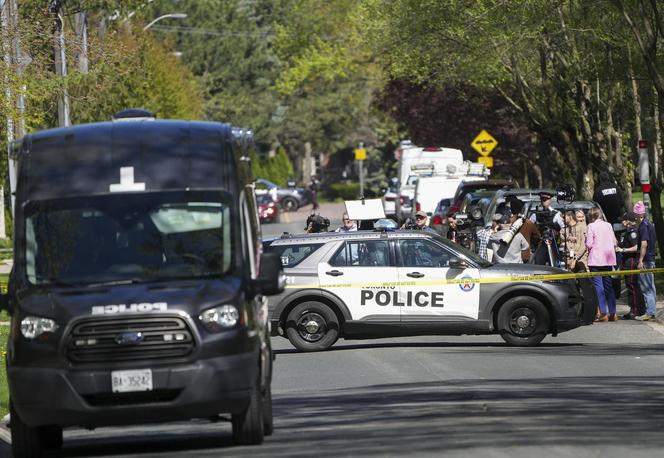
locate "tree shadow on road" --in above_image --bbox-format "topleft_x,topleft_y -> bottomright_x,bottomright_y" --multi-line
53,376 -> 664,458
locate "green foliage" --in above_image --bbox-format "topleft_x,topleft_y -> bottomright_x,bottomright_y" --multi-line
327,183 -> 361,201
250,148 -> 296,187
70,27 -> 203,123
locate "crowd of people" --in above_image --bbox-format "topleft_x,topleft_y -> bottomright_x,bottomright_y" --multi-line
300,181 -> 658,323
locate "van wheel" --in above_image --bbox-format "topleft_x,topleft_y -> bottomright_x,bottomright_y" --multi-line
10,401 -> 44,458
498,296 -> 549,346
281,197 -> 298,212
286,302 -> 339,352
232,383 -> 264,445
262,382 -> 273,436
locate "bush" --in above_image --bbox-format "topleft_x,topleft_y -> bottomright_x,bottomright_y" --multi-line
327,183 -> 362,201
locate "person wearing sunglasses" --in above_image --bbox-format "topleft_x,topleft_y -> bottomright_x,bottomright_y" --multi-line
335,213 -> 358,232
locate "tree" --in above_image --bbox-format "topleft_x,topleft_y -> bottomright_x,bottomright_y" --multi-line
361,0 -> 638,198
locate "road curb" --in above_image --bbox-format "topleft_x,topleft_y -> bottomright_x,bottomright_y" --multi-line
0,424 -> 10,444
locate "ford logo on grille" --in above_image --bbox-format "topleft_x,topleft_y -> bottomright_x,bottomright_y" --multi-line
115,332 -> 144,345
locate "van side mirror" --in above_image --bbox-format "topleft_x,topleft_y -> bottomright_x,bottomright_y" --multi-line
449,257 -> 468,269
255,252 -> 286,295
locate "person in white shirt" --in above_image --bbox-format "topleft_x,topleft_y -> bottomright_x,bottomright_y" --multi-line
335,213 -> 358,232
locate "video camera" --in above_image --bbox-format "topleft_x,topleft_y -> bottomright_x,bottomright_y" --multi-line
305,214 -> 330,233
453,205 -> 485,250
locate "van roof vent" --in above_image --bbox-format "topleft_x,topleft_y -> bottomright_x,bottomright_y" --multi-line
112,108 -> 156,122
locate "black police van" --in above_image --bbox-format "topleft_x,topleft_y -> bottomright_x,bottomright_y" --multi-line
1,110 -> 284,457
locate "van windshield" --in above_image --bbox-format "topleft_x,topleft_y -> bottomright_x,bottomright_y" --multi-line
24,191 -> 233,286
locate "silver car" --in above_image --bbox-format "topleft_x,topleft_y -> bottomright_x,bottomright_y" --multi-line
264,230 -> 593,352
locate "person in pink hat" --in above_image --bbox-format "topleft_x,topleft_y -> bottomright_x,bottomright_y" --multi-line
633,201 -> 657,321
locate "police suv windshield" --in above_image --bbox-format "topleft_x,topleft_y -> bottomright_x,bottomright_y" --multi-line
24,191 -> 233,286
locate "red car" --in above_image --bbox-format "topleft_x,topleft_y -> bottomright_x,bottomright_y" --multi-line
257,193 -> 280,223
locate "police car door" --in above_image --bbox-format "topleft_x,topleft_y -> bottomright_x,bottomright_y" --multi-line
396,238 -> 481,321
318,239 -> 400,321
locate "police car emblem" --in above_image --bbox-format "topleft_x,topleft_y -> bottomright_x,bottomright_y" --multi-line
459,277 -> 475,292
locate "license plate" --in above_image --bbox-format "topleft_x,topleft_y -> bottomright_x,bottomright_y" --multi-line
111,369 -> 153,393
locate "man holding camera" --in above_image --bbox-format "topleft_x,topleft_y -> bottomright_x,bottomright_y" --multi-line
305,213 -> 330,233
489,209 -> 531,263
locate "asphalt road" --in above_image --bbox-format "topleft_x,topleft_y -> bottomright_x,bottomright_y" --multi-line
3,203 -> 664,457
2,320 -> 664,458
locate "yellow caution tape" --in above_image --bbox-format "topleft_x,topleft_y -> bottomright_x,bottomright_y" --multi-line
285,267 -> 664,289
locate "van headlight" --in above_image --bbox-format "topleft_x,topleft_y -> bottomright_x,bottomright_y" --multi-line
199,305 -> 239,332
20,316 -> 58,339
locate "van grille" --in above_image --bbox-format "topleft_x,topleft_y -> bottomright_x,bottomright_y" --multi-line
65,315 -> 195,364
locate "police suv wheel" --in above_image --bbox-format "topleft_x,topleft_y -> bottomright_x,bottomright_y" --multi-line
281,197 -> 298,212
232,382 -> 264,445
10,400 -> 45,458
286,302 -> 339,351
497,297 -> 549,347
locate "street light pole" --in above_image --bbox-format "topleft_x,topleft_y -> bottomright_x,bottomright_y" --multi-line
143,13 -> 187,31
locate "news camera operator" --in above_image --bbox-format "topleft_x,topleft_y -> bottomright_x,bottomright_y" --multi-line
305,213 -> 330,233
529,191 -> 564,230
529,191 -> 566,266
401,210 -> 437,234
489,208 -> 531,263
508,197 -> 540,249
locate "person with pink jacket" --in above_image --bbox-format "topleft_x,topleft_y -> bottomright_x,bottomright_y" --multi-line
586,207 -> 618,321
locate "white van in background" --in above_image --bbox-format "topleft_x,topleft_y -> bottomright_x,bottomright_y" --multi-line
412,162 -> 488,215
383,143 -> 465,218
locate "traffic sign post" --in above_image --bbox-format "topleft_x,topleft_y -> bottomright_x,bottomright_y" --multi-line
471,130 -> 498,157
355,143 -> 366,197
639,139 -> 651,215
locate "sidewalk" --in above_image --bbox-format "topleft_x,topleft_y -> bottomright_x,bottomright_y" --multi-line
616,291 -> 664,322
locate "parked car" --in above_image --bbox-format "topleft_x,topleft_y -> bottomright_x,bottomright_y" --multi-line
255,178 -> 312,212
448,179 -> 518,217
257,193 -> 280,223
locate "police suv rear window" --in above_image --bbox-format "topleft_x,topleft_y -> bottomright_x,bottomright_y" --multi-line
330,240 -> 391,267
267,243 -> 324,267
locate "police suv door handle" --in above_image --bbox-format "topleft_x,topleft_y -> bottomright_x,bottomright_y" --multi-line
325,270 -> 344,277
406,272 -> 425,278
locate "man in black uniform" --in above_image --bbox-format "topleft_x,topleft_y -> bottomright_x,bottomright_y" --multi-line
616,211 -> 645,319
593,171 -> 625,225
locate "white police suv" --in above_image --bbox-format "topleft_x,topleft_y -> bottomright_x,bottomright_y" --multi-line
264,229 -> 594,351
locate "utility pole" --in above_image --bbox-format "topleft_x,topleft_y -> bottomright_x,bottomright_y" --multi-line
354,143 -> 366,198
50,0 -> 70,127
74,12 -> 88,73
2,0 -> 24,227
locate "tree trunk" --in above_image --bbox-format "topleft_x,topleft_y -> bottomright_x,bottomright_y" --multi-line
650,90 -> 664,262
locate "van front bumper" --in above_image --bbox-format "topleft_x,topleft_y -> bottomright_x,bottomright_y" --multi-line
9,351 -> 259,428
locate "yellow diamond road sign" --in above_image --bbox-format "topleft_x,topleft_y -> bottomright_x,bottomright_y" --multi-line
355,147 -> 366,161
471,130 -> 498,156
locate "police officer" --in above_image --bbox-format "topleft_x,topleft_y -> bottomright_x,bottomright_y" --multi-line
616,211 -> 645,319
593,171 -> 625,225
530,191 -> 564,230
